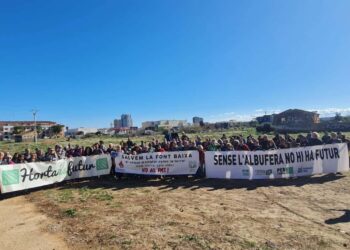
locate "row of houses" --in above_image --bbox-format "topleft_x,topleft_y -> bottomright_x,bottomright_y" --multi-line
64,120 -> 195,137
0,121 -> 61,142
65,127 -> 138,137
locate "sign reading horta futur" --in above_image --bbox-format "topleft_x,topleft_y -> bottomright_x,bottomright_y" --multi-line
205,143 -> 349,179
115,151 -> 199,175
0,155 -> 111,193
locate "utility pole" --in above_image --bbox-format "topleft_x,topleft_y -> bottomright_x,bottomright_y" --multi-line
32,109 -> 38,144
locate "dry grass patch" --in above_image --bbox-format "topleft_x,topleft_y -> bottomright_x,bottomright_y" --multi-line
25,174 -> 350,249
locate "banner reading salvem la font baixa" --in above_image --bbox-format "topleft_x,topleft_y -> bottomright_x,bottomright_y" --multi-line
0,155 -> 112,193
205,143 -> 349,179
115,151 -> 199,175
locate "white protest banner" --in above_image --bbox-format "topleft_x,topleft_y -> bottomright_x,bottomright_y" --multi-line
205,143 -> 349,179
0,160 -> 68,193
65,155 -> 112,180
115,151 -> 199,175
0,155 -> 112,194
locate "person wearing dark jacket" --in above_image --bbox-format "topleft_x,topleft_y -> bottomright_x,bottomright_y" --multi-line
260,135 -> 277,150
322,132 -> 331,144
307,132 -> 323,146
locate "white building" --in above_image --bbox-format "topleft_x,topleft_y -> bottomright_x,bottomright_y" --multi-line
142,120 -> 188,130
0,121 -> 58,141
0,121 -> 57,133
97,128 -> 115,136
3,125 -> 14,133
65,127 -> 98,136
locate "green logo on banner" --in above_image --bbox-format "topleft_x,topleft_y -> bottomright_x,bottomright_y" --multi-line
96,158 -> 109,170
2,169 -> 20,185
288,167 -> 294,174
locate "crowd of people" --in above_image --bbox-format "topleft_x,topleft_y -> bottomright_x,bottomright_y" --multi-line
0,131 -> 349,165
0,142 -> 111,165
117,131 -> 349,155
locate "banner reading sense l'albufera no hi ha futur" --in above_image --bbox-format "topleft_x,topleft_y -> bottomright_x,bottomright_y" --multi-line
205,143 -> 349,179
0,155 -> 111,193
114,151 -> 199,175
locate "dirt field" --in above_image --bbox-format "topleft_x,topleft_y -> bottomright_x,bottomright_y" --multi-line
0,196 -> 67,250
2,173 -> 350,250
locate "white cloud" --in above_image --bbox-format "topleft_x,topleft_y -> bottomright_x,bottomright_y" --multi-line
207,112 -> 257,122
309,108 -> 350,117
255,109 -> 264,113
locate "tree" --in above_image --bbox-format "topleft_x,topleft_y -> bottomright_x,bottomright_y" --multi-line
13,126 -> 24,135
256,124 -> 274,133
249,120 -> 258,127
343,116 -> 350,123
36,125 -> 43,134
335,112 -> 342,122
51,125 -> 64,136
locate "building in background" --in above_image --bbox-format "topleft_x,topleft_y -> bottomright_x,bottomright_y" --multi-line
112,126 -> 138,135
272,109 -> 320,132
121,114 -> 133,128
142,120 -> 187,130
114,119 -> 122,129
97,128 -> 115,136
14,131 -> 37,143
65,127 -> 98,137
113,114 -> 133,129
0,121 -> 57,141
273,109 -> 320,127
0,121 -> 56,133
192,117 -> 204,126
256,114 -> 274,124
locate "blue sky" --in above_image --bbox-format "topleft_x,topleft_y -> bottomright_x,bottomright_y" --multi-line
1,1 -> 350,128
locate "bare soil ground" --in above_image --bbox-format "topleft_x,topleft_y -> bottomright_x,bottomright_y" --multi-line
3,173 -> 350,250
0,196 -> 68,250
